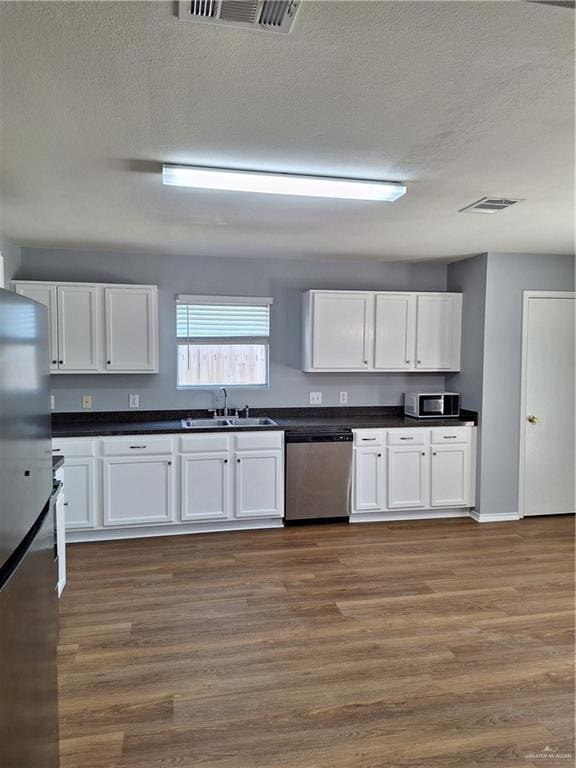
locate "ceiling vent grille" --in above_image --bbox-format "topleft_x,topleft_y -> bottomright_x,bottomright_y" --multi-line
459,197 -> 525,214
178,0 -> 299,33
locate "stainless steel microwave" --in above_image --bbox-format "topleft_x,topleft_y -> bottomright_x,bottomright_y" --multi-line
404,392 -> 460,419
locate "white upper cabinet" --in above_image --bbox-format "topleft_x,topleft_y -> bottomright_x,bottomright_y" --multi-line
304,291 -> 373,370
105,286 -> 158,372
303,290 -> 461,373
374,293 -> 415,370
13,282 -> 59,371
415,294 -> 462,371
57,285 -> 100,372
12,281 -> 159,374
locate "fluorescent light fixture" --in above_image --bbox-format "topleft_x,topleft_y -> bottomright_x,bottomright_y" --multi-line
162,164 -> 406,202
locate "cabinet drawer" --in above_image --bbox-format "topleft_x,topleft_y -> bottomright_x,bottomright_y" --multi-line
101,437 -> 174,456
52,439 -> 97,457
387,429 -> 427,446
233,431 -> 283,451
431,428 -> 470,445
353,430 -> 384,446
179,434 -> 231,453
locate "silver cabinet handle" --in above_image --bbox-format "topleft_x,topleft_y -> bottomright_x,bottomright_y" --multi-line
129,445 -> 147,449
362,438 -> 377,442
443,435 -> 457,439
400,437 -> 414,441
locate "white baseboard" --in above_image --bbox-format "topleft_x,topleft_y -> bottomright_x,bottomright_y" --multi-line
350,508 -> 471,524
470,508 -> 521,523
66,518 -> 284,543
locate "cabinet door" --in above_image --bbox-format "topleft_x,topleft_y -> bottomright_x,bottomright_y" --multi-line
61,458 -> 97,529
13,283 -> 59,371
180,453 -> 231,521
415,294 -> 461,371
103,456 -> 174,526
387,446 -> 429,509
353,448 -> 385,512
374,293 -> 416,370
57,285 -> 100,371
104,287 -> 158,372
430,445 -> 471,507
235,451 -> 283,518
312,292 -> 372,369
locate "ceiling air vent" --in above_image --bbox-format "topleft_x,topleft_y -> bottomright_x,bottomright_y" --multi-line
459,197 -> 525,214
178,0 -> 300,33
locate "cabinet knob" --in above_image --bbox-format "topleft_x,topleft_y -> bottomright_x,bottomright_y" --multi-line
527,415 -> 540,424
433,452 -> 437,456
377,453 -> 382,457
224,459 -> 228,464
417,360 -> 422,364
237,458 -> 241,463
363,360 -> 368,364
405,360 -> 411,364
59,360 -> 63,364
107,360 -> 111,365
168,461 -> 172,466
51,360 -> 57,365
421,452 -> 426,456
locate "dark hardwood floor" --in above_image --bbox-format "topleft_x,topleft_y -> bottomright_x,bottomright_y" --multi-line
58,516 -> 575,767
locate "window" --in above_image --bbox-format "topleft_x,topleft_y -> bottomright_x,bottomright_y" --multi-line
176,295 -> 272,388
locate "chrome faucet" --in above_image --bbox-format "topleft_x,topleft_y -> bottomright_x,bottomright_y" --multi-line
216,387 -> 229,417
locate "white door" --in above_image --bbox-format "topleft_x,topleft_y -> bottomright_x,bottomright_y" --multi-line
14,283 -> 59,371
312,292 -> 372,369
430,445 -> 470,507
354,448 -> 385,511
103,456 -> 175,526
180,453 -> 231,521
235,451 -> 283,518
521,293 -> 576,517
415,294 -> 461,371
105,287 -> 158,372
57,285 -> 100,371
387,446 -> 429,509
373,293 -> 415,370
61,458 -> 97,529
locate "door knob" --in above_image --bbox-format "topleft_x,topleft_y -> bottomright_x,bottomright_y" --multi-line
527,415 -> 540,424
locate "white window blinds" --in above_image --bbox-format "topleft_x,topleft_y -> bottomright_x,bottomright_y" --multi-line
176,295 -> 272,340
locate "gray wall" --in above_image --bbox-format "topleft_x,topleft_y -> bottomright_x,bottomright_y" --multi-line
479,252 -> 575,517
446,253 -> 487,511
0,234 -> 21,287
18,248 -> 448,412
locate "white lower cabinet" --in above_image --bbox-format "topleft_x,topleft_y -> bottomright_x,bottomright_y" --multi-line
354,447 -> 385,511
180,453 -> 231,521
60,457 -> 97,529
430,445 -> 471,507
53,431 -> 284,539
387,445 -> 429,509
352,427 -> 475,520
235,451 -> 283,519
102,456 -> 175,527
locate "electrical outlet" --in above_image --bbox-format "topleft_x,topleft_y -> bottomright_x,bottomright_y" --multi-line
81,394 -> 92,410
309,392 -> 322,405
50,395 -> 55,410
129,394 -> 140,408
339,391 -> 348,404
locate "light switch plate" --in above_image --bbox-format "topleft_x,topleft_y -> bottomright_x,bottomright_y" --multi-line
129,394 -> 140,408
309,392 -> 322,405
339,391 -> 348,404
82,394 -> 92,409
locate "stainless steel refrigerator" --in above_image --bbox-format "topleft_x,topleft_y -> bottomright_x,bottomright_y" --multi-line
0,287 -> 59,768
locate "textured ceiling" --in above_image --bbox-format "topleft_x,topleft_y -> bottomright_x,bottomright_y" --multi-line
0,0 -> 573,261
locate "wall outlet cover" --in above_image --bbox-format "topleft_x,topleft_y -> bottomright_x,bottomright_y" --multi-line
339,391 -> 348,404
50,395 -> 55,410
82,394 -> 92,409
129,394 -> 140,408
309,392 -> 322,405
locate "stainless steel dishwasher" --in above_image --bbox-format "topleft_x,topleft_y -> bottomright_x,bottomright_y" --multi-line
285,431 -> 353,522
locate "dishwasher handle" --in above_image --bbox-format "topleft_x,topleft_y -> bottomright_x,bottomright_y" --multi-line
285,431 -> 353,443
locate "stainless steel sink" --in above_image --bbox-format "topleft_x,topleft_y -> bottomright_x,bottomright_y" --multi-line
181,416 -> 277,429
181,418 -> 232,428
227,417 -> 278,427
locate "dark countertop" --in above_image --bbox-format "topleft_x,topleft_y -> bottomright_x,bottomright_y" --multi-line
52,455 -> 65,471
52,407 -> 477,438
